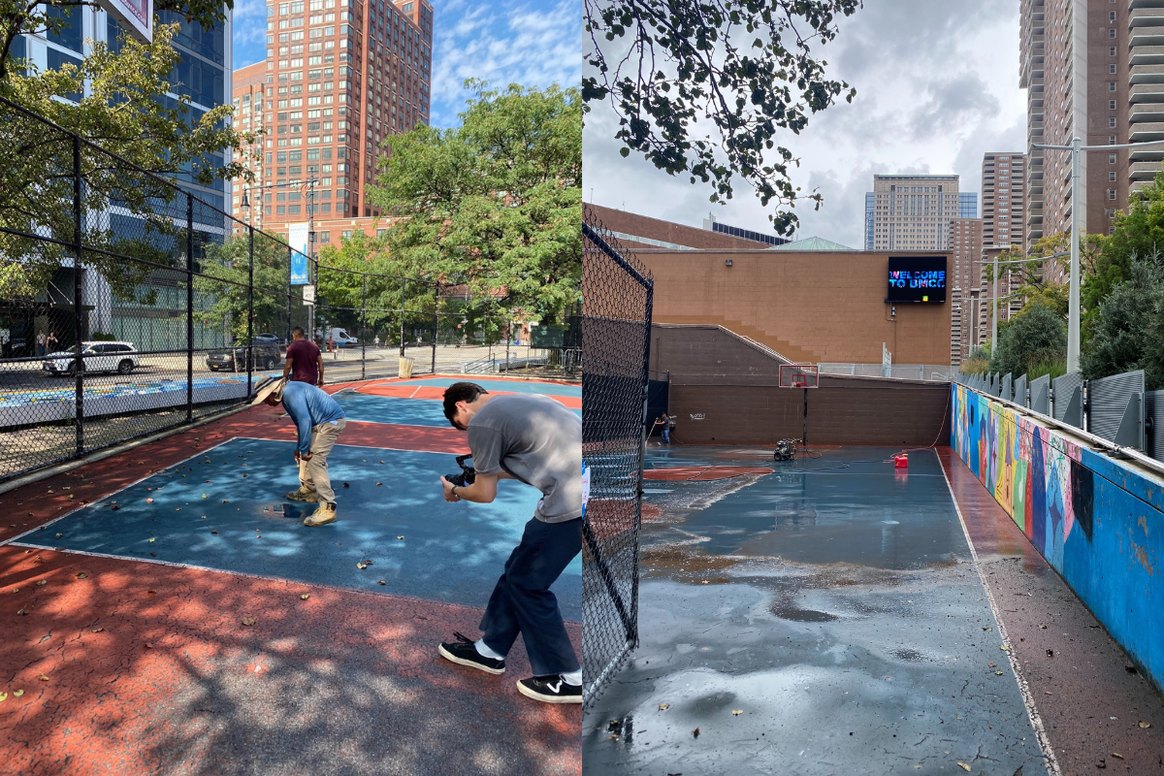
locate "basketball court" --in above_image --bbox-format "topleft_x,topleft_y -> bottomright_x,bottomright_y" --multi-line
0,375 -> 582,776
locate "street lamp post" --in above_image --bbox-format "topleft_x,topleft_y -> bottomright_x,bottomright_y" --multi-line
1033,137 -> 1164,373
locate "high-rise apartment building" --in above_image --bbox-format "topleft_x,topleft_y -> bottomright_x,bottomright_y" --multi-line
1020,0 -> 1157,284
232,63 -> 268,233
867,174 -> 963,251
864,192 -> 876,250
948,218 -> 984,365
233,0 -> 434,231
982,153 -> 1027,250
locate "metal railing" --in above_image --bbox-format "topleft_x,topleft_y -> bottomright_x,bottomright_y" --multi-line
818,363 -> 955,381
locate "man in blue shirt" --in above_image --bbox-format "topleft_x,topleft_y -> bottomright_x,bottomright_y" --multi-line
253,377 -> 346,526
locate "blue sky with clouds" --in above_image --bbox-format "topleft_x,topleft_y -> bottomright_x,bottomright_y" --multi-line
231,0 -> 580,130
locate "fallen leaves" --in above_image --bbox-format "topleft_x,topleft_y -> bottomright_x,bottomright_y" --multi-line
999,645 -> 1010,651
16,608 -> 28,616
35,580 -> 46,587
0,692 -> 7,703
12,689 -> 23,697
691,727 -> 699,738
146,498 -> 154,504
658,703 -> 669,711
957,763 -> 971,772
1112,753 -> 1125,760
1140,721 -> 1152,729
732,709 -> 742,716
300,593 -> 310,600
74,572 -> 86,579
91,627 -> 104,633
148,538 -> 156,543
242,618 -> 256,627
397,535 -> 405,540
37,675 -> 49,682
378,580 -> 386,585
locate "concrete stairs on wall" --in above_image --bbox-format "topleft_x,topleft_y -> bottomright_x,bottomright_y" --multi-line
658,316 -> 819,364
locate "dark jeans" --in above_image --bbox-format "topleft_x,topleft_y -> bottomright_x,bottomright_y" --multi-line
480,515 -> 581,677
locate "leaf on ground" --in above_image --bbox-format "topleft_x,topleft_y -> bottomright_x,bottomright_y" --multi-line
36,580 -> 46,586
1000,645 -> 1010,651
988,663 -> 997,668
201,494 -> 208,499
1112,753 -> 1125,759
397,535 -> 405,540
732,709 -> 742,716
691,727 -> 699,738
957,763 -> 971,772
13,689 -> 23,697
994,671 -> 1004,675
658,703 -> 669,710
0,692 -> 7,702
378,580 -> 386,585
1140,722 -> 1152,729
146,498 -> 154,504
147,590 -> 157,595
211,530 -> 218,534
74,572 -> 86,579
343,483 -> 350,488
16,609 -> 27,615
143,643 -> 153,650
91,627 -> 104,633
356,563 -> 367,569
222,500 -> 229,503
148,538 -> 155,543
55,533 -> 62,539
242,618 -> 256,626
375,483 -> 382,486
300,593 -> 310,600
242,474 -> 247,478
38,675 -> 49,682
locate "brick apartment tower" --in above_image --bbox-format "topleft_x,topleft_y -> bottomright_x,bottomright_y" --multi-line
230,0 -> 433,230
866,174 -> 965,251
948,218 -> 983,366
232,63 -> 268,233
980,152 -> 1028,344
1020,0 -> 1159,284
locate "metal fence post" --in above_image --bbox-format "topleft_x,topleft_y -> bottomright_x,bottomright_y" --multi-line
247,227 -> 255,395
431,295 -> 437,374
72,135 -> 84,457
186,196 -> 194,423
361,272 -> 367,381
286,246 -> 292,345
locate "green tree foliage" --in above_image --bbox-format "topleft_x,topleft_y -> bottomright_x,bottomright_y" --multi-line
369,82 -> 580,323
0,19 -> 252,300
1079,253 -> 1164,390
987,303 -> 1067,379
194,233 -> 291,344
584,0 -> 859,235
1081,172 -> 1164,337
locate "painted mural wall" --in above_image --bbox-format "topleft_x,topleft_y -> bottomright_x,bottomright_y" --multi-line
951,384 -> 1164,693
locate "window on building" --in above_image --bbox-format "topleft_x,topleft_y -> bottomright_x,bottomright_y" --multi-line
1110,153 -> 1117,163
1110,64 -> 1117,75
1110,28 -> 1117,38
1110,117 -> 1117,128
1109,171 -> 1117,182
1109,81 -> 1117,92
1109,11 -> 1116,22
1110,46 -> 1117,56
1110,100 -> 1117,110
1109,189 -> 1117,200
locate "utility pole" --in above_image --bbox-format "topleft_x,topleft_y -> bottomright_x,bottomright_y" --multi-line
1033,136 -> 1164,373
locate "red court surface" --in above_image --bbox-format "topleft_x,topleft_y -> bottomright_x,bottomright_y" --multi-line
940,447 -> 1164,775
359,383 -> 582,409
1,379 -> 582,776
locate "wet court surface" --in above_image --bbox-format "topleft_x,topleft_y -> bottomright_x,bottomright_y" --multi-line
584,446 -> 1052,776
0,376 -> 582,776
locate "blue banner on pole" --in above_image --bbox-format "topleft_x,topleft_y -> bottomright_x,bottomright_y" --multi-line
291,250 -> 309,285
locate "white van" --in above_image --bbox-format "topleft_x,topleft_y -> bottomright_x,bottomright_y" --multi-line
327,328 -> 359,347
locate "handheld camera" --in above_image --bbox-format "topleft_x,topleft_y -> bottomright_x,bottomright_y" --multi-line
446,454 -> 476,487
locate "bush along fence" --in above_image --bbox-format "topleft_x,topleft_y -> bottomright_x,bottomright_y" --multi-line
0,97 -> 534,485
950,381 -> 1164,696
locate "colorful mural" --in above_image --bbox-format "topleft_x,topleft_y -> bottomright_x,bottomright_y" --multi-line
950,384 -> 1164,694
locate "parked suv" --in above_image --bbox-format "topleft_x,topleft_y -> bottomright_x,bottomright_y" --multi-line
206,343 -> 282,372
43,342 -> 139,376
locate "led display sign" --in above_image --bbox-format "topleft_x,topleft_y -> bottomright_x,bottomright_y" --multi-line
887,256 -> 947,303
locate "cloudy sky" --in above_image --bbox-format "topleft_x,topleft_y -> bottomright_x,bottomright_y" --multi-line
583,0 -> 1027,247
232,0 -> 582,130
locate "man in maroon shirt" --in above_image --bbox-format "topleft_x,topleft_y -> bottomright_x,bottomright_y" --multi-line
283,327 -> 324,386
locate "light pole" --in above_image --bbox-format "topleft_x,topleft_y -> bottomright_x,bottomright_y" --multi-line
1033,137 -> 1164,373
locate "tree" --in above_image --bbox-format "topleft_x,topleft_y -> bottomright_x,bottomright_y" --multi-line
368,82 -> 581,323
987,302 -> 1066,379
0,20 -> 252,300
194,233 -> 291,344
1079,252 -> 1164,390
1081,172 -> 1164,337
584,0 -> 859,235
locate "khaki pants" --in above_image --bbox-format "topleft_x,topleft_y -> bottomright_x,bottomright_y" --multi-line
299,419 -> 345,505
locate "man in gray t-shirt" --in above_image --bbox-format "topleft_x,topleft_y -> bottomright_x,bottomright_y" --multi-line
435,382 -> 583,704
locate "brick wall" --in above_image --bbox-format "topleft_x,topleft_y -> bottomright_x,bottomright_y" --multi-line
653,324 -> 951,446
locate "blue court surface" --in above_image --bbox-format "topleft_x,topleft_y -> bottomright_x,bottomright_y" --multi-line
389,377 -> 582,397
20,437 -> 581,617
331,392 -> 452,426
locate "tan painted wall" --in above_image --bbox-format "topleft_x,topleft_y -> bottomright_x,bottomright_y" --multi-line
635,249 -> 953,366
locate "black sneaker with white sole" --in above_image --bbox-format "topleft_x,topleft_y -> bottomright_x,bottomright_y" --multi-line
438,632 -> 505,675
516,675 -> 583,704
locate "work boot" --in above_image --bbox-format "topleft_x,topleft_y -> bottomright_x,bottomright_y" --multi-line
303,502 -> 337,527
285,486 -> 319,502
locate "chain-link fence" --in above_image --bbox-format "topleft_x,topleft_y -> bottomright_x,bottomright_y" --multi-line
581,205 -> 653,709
0,97 -> 537,484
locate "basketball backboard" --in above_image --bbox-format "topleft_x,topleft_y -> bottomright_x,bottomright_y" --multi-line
779,364 -> 819,388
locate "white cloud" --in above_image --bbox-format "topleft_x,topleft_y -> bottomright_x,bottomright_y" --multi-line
583,1 -> 1026,247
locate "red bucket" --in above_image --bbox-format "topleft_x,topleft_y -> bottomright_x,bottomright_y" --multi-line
894,454 -> 908,468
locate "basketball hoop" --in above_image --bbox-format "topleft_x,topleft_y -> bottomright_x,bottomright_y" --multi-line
778,364 -> 819,447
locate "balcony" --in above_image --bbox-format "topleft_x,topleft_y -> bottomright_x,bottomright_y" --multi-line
1027,121 -> 1044,140
1131,0 -> 1164,9
1130,63 -> 1164,84
1129,102 -> 1164,122
1130,7 -> 1164,28
1129,160 -> 1164,180
1131,179 -> 1152,193
1129,143 -> 1164,160
1130,82 -> 1164,103
1129,44 -> 1164,66
1132,26 -> 1164,48
1129,120 -> 1164,141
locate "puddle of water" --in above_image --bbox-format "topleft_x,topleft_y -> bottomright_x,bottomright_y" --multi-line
769,598 -> 838,622
260,503 -> 298,518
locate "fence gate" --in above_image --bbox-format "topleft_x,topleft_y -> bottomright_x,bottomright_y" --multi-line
581,207 -> 653,709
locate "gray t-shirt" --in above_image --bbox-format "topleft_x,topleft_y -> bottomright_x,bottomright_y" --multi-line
467,394 -> 582,523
